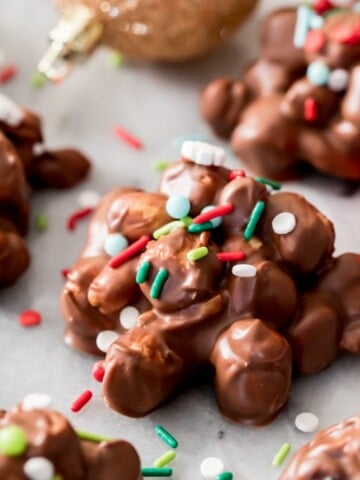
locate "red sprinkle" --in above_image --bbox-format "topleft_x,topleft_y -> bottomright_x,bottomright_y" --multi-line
216,251 -> 246,262
92,362 -> 105,382
71,390 -> 93,412
330,22 -> 360,45
313,0 -> 333,14
114,126 -> 143,150
304,30 -> 326,53
108,235 -> 150,269
61,268 -> 71,278
18,310 -> 42,327
0,65 -> 17,84
66,207 -> 94,231
229,169 -> 246,180
193,204 -> 234,225
304,98 -> 318,123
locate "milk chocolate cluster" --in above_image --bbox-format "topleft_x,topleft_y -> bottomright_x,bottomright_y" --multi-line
61,141 -> 360,426
201,3 -> 360,181
0,401 -> 141,479
0,93 -> 90,287
280,413 -> 360,479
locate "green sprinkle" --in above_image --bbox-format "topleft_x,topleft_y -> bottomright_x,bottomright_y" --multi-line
153,221 -> 184,240
153,161 -> 171,172
153,450 -> 176,468
136,261 -> 151,284
272,442 -> 291,467
256,177 -> 282,190
142,467 -> 172,477
244,201 -> 265,241
150,268 -> 169,299
217,473 -> 233,480
154,425 -> 178,448
107,51 -> 123,68
188,222 -> 213,234
180,216 -> 193,226
76,430 -> 110,443
187,246 -> 209,262
0,425 -> 27,456
31,72 -> 47,88
35,213 -> 48,232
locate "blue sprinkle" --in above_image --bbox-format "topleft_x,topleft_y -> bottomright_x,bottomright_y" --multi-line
294,5 -> 312,48
307,61 -> 331,86
166,195 -> 191,220
200,205 -> 223,228
104,233 -> 129,257
309,13 -> 325,30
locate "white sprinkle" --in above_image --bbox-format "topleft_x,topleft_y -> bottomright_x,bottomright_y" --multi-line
22,393 -> 52,411
200,457 -> 224,480
295,412 -> 319,433
96,330 -> 119,353
272,212 -> 296,235
328,69 -> 349,92
77,190 -> 101,208
231,264 -> 257,278
23,457 -> 54,480
0,93 -> 24,126
181,141 -> 226,166
119,306 -> 139,330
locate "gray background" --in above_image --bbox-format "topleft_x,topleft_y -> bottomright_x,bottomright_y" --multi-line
0,1 -> 359,479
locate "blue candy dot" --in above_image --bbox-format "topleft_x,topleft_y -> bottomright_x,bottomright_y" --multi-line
307,61 -> 330,86
201,205 -> 223,228
104,233 -> 128,256
166,195 -> 191,219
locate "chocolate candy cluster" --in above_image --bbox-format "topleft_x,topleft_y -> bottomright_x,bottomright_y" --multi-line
0,93 -> 90,287
201,3 -> 360,180
0,401 -> 141,479
61,141 -> 360,426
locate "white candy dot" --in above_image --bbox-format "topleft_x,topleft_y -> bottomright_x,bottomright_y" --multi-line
295,412 -> 319,433
181,141 -> 226,166
22,393 -> 52,411
328,69 -> 349,92
119,306 -> 139,330
231,264 -> 257,278
96,330 -> 119,353
23,457 -> 54,480
200,457 -> 224,480
272,212 -> 296,235
77,190 -> 101,208
0,93 -> 24,126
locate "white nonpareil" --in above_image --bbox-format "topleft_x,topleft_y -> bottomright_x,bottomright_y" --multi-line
232,264 -> 257,278
0,92 -> 24,126
295,412 -> 320,433
23,457 -> 55,480
200,456 -> 225,480
22,393 -> 52,411
272,212 -> 297,235
119,306 -> 139,330
96,330 -> 119,353
181,141 -> 226,166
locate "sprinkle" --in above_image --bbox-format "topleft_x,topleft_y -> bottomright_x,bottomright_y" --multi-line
107,50 -> 123,68
61,268 -> 71,278
200,457 -> 224,480
304,30 -> 326,53
96,330 -> 119,353
216,251 -> 246,262
272,212 -> 297,235
153,220 -> 185,240
217,473 -> 233,480
0,65 -> 17,84
23,457 -> 54,480
330,22 -> 360,45
108,235 -> 150,269
154,425 -> 178,448
30,72 -> 47,89
188,222 -> 213,234
295,412 -> 319,433
294,5 -> 312,48
309,13 -> 325,30
150,268 -> 169,299
243,201 -> 265,241
76,430 -> 110,443
166,195 -> 191,219
328,68 -> 349,92
22,393 -> 52,411
193,204 -> 233,225
119,306 -> 139,329
0,425 -> 27,456
307,61 -> 331,86
71,390 -> 93,412
136,261 -> 151,283
142,467 -> 172,477
77,190 -> 101,208
152,160 -> 171,172
92,361 -> 105,382
313,0 -> 333,14
153,450 -> 176,468
229,169 -> 246,180
256,177 -> 282,190
304,97 -> 318,123
198,206 -> 223,228
35,213 -> 48,232
232,264 -> 257,278
272,443 -> 291,467
18,310 -> 42,327
104,233 -> 128,257
114,126 -> 143,150
187,246 -> 209,262
66,207 -> 93,231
